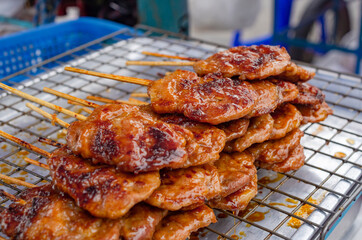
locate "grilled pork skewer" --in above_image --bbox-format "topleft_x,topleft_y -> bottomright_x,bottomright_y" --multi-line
0,176 -> 168,240
128,45 -> 315,82
0,130 -> 161,219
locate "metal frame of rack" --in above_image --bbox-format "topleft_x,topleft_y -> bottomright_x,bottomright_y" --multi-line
0,25 -> 361,240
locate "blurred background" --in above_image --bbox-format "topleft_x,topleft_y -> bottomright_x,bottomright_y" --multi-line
1,0 -> 362,74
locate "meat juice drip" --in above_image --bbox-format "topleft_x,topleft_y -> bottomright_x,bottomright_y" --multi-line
287,197 -> 319,228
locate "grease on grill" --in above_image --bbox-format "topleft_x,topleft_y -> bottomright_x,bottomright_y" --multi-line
334,152 -> 346,158
346,138 -> 355,145
288,197 -> 319,228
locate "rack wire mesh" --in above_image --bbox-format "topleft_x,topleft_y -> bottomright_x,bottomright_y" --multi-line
0,26 -> 361,240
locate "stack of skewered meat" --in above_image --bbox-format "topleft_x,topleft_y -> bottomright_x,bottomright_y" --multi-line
0,45 -> 332,240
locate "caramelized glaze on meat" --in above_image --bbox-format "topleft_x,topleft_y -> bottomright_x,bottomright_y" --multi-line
160,115 -> 226,167
217,118 -> 249,141
47,147 -> 161,219
214,152 -> 256,197
148,70 -> 257,124
153,204 -> 217,240
291,82 -> 325,105
296,102 -> 333,124
0,185 -> 121,240
145,164 -> 221,211
193,45 -> 291,80
255,144 -> 305,172
276,62 -> 315,82
246,80 -> 299,118
208,175 -> 258,211
225,114 -> 274,152
246,81 -> 279,117
120,203 -> 167,240
66,104 -> 188,173
270,103 -> 303,140
248,129 -> 304,164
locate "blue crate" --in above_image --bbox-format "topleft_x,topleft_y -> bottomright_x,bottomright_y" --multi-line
0,17 -> 132,81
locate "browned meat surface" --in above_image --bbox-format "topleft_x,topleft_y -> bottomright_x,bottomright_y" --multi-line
66,103 -> 188,173
255,144 -> 305,172
272,79 -> 299,103
47,147 -> 161,219
193,45 -> 291,80
217,118 -> 249,141
120,203 -> 167,240
153,204 -> 217,240
145,164 -> 221,211
208,175 -> 258,211
160,115 -> 226,167
0,185 -> 121,240
296,102 -> 333,124
148,70 -> 257,124
270,103 -> 303,140
248,129 -> 304,164
214,152 -> 256,197
246,81 -> 279,117
276,62 -> 315,82
225,114 -> 274,152
291,82 -> 325,105
246,80 -> 298,118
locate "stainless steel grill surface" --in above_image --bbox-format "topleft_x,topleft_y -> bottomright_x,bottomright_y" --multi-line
0,26 -> 361,240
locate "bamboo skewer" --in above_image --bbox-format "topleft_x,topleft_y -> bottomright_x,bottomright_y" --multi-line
43,87 -> 99,108
0,189 -> 26,205
38,137 -> 65,148
141,51 -> 200,61
130,92 -> 149,98
0,83 -> 87,121
26,103 -> 71,128
0,173 -> 36,188
86,95 -> 120,104
64,67 -> 152,86
0,130 -> 50,158
24,158 -> 50,170
126,61 -> 196,66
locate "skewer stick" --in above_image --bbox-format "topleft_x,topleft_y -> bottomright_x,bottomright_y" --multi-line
126,61 -> 196,66
128,98 -> 148,105
86,95 -> 119,104
67,100 -> 93,114
0,173 -> 36,188
43,87 -> 99,108
0,130 -> 50,158
24,158 -> 49,170
0,83 -> 87,121
141,51 -> 200,61
0,189 -> 26,205
64,67 -> 152,86
130,92 -> 149,98
26,103 -> 70,128
38,137 -> 65,148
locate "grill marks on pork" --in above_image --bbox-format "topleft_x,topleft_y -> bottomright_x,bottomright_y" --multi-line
66,104 -> 188,173
47,147 -> 161,219
193,45 -> 291,80
0,185 -> 122,240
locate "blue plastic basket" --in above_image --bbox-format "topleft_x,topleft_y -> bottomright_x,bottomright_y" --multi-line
0,17 -> 132,81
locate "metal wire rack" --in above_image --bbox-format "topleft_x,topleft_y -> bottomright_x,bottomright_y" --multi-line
0,25 -> 361,240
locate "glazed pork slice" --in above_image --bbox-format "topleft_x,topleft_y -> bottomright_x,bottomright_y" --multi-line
47,147 -> 161,219
214,152 -> 256,197
291,82 -> 325,105
193,45 -> 291,80
255,144 -> 305,173
295,101 -> 333,124
66,103 -> 189,173
145,164 -> 221,211
208,175 -> 258,211
153,204 -> 217,240
217,118 -> 250,141
0,185 -> 122,240
248,128 -> 304,164
120,203 -> 167,240
148,70 -> 257,125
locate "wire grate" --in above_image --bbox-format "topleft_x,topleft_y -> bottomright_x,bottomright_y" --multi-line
0,26 -> 361,240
